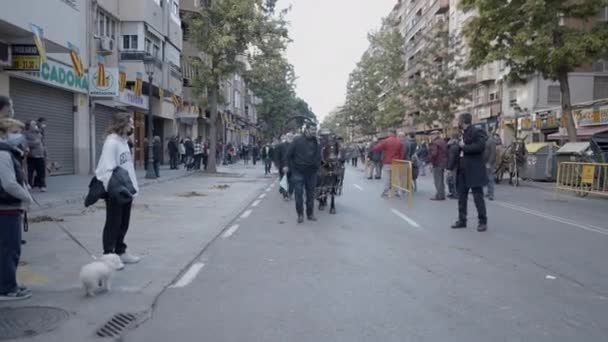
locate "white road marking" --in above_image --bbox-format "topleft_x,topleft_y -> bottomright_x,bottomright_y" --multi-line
391,208 -> 421,229
170,263 -> 205,288
265,188 -> 271,193
241,209 -> 253,219
259,193 -> 266,199
251,200 -> 261,207
353,184 -> 363,191
545,275 -> 557,280
493,201 -> 608,236
222,224 -> 240,238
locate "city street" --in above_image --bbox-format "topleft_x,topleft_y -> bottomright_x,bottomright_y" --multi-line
123,164 -> 608,342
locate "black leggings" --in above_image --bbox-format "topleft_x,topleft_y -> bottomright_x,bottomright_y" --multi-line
103,199 -> 133,255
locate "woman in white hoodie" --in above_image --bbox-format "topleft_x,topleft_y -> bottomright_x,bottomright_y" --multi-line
95,113 -> 140,265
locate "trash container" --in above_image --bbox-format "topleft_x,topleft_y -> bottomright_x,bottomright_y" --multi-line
556,142 -> 591,165
521,142 -> 559,181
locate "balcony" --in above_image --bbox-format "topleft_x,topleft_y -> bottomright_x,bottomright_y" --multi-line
475,64 -> 497,83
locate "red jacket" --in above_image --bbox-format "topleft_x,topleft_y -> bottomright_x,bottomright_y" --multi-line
372,136 -> 404,165
429,138 -> 448,168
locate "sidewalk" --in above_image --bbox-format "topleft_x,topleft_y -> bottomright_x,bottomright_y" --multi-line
30,165 -> 197,210
6,163 -> 275,342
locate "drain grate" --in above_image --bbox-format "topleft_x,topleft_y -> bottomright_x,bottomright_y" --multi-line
96,313 -> 138,338
0,306 -> 70,340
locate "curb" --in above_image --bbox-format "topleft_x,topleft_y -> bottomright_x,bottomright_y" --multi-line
30,172 -> 196,212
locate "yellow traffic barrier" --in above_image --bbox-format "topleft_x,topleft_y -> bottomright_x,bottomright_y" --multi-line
391,160 -> 414,208
555,162 -> 608,198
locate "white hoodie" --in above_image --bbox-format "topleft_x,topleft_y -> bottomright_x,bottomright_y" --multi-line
95,134 -> 139,194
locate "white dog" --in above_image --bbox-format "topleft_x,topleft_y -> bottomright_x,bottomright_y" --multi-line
79,254 -> 124,297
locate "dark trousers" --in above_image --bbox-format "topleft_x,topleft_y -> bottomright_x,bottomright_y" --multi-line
432,167 -> 446,199
27,157 -> 46,188
447,170 -> 456,196
351,158 -> 358,167
169,153 -> 178,169
264,159 -> 272,174
457,174 -> 487,224
103,199 -> 133,255
293,170 -> 317,217
153,161 -> 160,177
0,214 -> 22,294
203,155 -> 208,170
194,154 -> 203,170
252,156 -> 257,166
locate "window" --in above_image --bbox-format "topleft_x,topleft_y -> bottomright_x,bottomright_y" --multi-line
122,35 -> 138,50
234,90 -> 241,110
593,76 -> 608,100
145,38 -> 152,54
172,1 -> 179,15
152,44 -> 160,59
599,6 -> 608,21
509,90 -> 518,106
547,85 -> 561,104
97,11 -> 117,38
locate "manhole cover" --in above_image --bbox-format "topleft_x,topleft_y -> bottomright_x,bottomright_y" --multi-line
0,306 -> 70,340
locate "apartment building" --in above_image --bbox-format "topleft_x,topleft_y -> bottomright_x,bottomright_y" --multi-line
0,0 -> 90,174
180,0 -> 258,146
398,0 -> 450,133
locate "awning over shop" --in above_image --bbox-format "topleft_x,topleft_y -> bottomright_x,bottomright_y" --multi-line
547,125 -> 608,141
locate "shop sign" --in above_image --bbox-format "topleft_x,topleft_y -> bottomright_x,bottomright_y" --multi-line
89,66 -> 119,97
575,106 -> 608,127
6,45 -> 41,71
8,59 -> 88,94
118,89 -> 149,110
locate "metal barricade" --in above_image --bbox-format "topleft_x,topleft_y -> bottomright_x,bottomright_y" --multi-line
555,162 -> 608,198
391,160 -> 414,208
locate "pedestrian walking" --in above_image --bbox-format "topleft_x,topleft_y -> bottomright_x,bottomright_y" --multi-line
242,144 -> 250,165
372,129 -> 404,198
0,115 -> 33,301
417,142 -> 429,176
484,131 -> 497,201
203,140 -> 210,170
367,139 -> 383,180
153,136 -> 162,177
178,139 -> 186,166
184,137 -> 194,170
24,120 -> 47,192
276,134 -> 294,199
168,136 -> 179,170
446,132 -> 460,199
95,113 -> 141,264
286,125 -> 321,223
452,113 -> 488,232
261,143 -> 274,175
351,145 -> 358,167
429,131 -> 448,201
193,137 -> 204,171
252,144 -> 259,166
404,133 -> 417,161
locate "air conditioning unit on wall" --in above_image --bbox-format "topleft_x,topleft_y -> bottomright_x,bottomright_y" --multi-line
98,37 -> 114,55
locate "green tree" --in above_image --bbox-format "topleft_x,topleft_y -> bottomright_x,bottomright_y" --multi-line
406,22 -> 472,132
461,0 -> 608,142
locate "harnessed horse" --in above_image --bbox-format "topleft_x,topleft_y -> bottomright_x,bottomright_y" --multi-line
316,129 -> 345,214
496,139 -> 528,186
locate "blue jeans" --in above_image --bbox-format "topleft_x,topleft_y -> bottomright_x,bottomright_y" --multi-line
292,170 -> 317,217
0,214 -> 22,294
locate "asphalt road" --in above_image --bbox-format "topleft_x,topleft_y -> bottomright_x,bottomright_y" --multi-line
125,165 -> 608,342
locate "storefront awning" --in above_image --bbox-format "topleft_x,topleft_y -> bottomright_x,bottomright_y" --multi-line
547,125 -> 608,141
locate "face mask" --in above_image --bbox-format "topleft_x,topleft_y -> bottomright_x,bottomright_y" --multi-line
7,133 -> 26,147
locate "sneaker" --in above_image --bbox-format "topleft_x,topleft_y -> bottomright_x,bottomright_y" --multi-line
307,215 -> 317,222
297,215 -> 304,224
40,187 -> 47,192
0,287 -> 32,301
119,253 -> 141,264
451,221 -> 467,229
477,223 -> 488,232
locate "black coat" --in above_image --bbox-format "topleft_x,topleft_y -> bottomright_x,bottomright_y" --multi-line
287,136 -> 321,173
274,142 -> 289,169
261,146 -> 274,160
85,168 -> 136,207
447,141 -> 460,171
457,126 -> 488,188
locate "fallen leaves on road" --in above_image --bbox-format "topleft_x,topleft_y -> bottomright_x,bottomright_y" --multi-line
29,215 -> 65,223
176,191 -> 208,198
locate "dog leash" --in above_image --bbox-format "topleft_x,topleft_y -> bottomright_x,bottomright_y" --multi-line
29,194 -> 98,260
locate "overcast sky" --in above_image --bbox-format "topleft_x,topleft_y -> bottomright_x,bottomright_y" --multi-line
283,0 -> 396,122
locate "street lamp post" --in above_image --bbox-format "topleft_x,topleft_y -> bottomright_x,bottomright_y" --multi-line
144,56 -> 157,179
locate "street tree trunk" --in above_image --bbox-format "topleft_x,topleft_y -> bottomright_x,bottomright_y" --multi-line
206,81 -> 219,173
557,70 -> 577,142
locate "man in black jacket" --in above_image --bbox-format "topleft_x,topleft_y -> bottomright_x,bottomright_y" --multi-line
452,113 -> 488,232
446,132 -> 460,199
275,135 -> 291,198
287,125 -> 321,223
